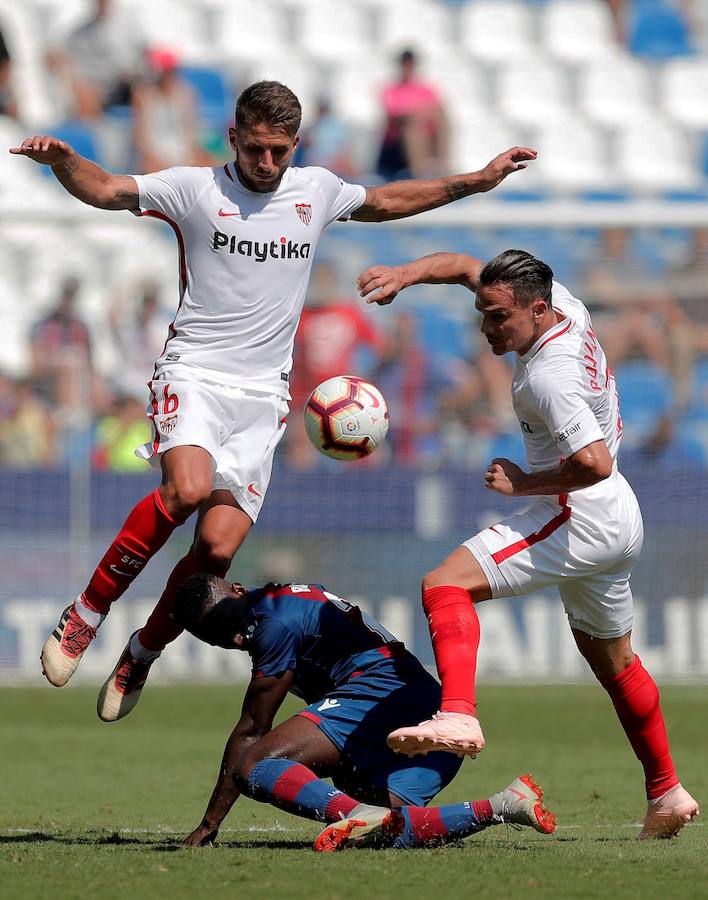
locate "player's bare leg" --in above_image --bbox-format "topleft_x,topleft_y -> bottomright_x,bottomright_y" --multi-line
98,490 -> 252,721
573,628 -> 700,839
41,446 -> 213,686
388,546 -> 492,757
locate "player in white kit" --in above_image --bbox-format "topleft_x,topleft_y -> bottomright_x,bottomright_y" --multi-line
11,81 -> 536,722
356,249 -> 699,839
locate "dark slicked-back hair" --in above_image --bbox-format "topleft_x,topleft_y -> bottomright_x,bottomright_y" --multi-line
235,81 -> 302,136
479,250 -> 554,307
172,573 -> 223,630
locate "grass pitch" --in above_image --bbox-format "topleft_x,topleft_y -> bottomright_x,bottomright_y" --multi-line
1,684 -> 705,900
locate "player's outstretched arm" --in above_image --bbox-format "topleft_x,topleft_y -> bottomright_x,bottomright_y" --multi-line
352,146 -> 537,223
9,136 -> 139,211
182,672 -> 292,847
358,253 -> 484,306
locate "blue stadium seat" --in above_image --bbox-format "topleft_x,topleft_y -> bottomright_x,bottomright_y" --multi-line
615,361 -> 673,437
683,358 -> 708,423
39,122 -> 101,179
487,430 -> 527,465
414,307 -> 467,360
178,66 -> 232,128
628,3 -> 693,59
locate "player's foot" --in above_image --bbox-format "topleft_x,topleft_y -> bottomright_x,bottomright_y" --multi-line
638,784 -> 700,840
41,599 -> 97,687
96,632 -> 160,722
387,712 -> 485,757
489,774 -> 557,834
313,804 -> 405,852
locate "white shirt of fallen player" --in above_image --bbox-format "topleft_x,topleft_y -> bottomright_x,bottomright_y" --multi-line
464,282 -> 645,640
130,163 -> 365,520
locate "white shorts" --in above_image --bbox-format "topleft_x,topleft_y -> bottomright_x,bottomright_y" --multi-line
463,473 -> 644,639
136,368 -> 289,523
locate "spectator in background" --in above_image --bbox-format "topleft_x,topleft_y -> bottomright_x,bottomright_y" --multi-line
0,25 -> 18,119
0,375 -> 56,468
376,49 -> 448,180
287,262 -> 385,469
47,0 -> 144,120
296,97 -> 358,178
93,395 -> 151,472
109,281 -> 172,400
371,312 -> 447,466
132,47 -> 214,173
29,276 -> 93,411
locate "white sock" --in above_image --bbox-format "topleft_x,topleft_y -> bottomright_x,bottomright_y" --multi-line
129,631 -> 160,661
74,595 -> 105,629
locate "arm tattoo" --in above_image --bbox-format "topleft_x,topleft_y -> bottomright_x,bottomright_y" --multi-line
443,179 -> 469,202
54,155 -> 80,176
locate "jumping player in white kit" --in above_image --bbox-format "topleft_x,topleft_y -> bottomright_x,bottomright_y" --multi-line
11,81 -> 536,722
356,249 -> 699,839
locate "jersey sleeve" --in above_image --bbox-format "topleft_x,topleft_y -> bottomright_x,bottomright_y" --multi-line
249,617 -> 299,679
529,367 -> 604,457
132,166 -> 209,223
311,167 -> 366,224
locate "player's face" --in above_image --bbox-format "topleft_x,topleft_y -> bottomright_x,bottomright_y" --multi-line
189,579 -> 249,649
229,123 -> 299,193
476,283 -> 544,356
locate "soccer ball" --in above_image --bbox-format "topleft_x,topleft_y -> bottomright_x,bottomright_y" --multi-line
303,375 -> 389,460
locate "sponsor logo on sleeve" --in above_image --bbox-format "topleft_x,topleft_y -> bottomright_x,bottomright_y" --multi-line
556,421 -> 582,444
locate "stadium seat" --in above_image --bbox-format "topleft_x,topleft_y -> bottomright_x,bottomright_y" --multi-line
496,58 -> 571,128
659,58 -> 708,131
296,0 -> 373,64
211,0 -> 290,67
578,52 -> 654,128
487,430 -> 527,465
459,1 -> 535,63
178,66 -> 231,129
244,55 -> 319,127
530,117 -> 612,193
541,0 -> 618,64
328,58 -> 390,129
121,0 -> 211,64
448,112 -> 519,175
615,116 -> 700,192
615,360 -> 673,442
628,3 -> 693,59
378,0 -> 454,53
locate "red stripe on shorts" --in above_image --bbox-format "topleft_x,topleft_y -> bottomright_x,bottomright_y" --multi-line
298,710 -> 321,725
491,495 -> 571,565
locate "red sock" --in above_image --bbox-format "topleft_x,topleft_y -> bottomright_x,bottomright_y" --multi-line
138,549 -> 205,651
422,585 -> 480,716
602,656 -> 678,800
82,489 -> 183,615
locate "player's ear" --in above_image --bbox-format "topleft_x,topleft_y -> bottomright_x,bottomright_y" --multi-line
228,127 -> 238,152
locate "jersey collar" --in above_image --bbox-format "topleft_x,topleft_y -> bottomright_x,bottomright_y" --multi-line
224,161 -> 289,196
519,313 -> 572,364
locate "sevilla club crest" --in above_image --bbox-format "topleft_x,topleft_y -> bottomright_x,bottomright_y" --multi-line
295,202 -> 312,226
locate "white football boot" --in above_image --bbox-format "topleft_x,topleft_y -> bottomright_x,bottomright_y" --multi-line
639,784 -> 700,839
313,804 -> 405,852
489,774 -> 557,834
387,711 -> 485,757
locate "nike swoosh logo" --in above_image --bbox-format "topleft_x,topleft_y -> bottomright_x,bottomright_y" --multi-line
218,208 -> 241,217
247,483 -> 261,497
109,565 -> 134,577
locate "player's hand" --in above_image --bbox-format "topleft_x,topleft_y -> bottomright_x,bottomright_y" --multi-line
9,136 -> 73,166
357,265 -> 402,305
476,147 -> 537,192
485,457 -> 528,495
181,823 -> 219,847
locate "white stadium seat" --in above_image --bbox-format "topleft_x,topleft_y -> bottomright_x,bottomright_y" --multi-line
578,52 -> 654,128
296,0 -> 373,64
378,0 -> 453,54
496,58 -> 571,127
244,55 -> 320,127
120,0 -> 211,64
659,57 -> 708,130
459,1 -> 535,63
615,116 -> 700,192
211,1 -> 290,66
540,0 -> 618,64
449,111 -> 521,175
530,116 -> 613,192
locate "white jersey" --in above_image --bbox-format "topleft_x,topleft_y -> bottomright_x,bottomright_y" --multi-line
133,163 -> 366,398
512,281 -> 623,501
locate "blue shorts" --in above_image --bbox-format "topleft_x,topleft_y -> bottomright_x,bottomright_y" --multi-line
298,653 -> 462,807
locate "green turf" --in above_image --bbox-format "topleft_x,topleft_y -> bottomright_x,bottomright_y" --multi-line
1,684 -> 705,900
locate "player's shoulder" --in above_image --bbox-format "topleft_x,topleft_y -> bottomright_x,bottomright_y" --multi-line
141,164 -> 216,187
288,165 -> 360,193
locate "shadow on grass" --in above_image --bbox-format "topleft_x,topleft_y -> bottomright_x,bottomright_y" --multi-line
0,831 -> 311,851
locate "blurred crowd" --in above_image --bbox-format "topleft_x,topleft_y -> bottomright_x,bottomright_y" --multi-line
1,228 -> 708,472
2,0 -> 708,471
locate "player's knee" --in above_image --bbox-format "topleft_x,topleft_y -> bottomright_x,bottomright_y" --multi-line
160,480 -> 211,518
422,568 -> 447,592
192,537 -> 235,575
